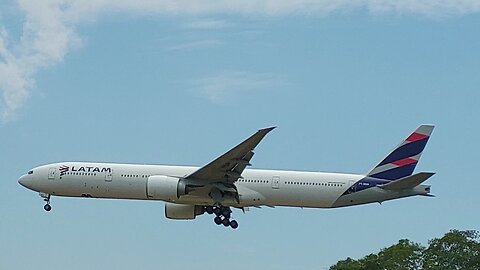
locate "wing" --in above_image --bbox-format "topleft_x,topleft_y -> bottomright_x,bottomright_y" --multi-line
185,127 -> 275,184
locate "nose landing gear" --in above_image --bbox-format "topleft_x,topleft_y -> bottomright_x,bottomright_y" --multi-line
40,193 -> 52,212
205,206 -> 238,229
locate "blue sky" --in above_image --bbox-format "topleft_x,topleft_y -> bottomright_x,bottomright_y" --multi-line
1,1 -> 480,269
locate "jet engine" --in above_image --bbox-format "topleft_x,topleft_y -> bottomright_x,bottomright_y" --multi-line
165,202 -> 205,220
147,175 -> 188,202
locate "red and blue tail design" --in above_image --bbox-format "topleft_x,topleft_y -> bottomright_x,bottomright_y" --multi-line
366,125 -> 434,180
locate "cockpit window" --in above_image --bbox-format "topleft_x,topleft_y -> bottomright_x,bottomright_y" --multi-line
28,170 -> 33,175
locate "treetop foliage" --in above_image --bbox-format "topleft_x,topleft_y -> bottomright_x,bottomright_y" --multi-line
330,230 -> 480,270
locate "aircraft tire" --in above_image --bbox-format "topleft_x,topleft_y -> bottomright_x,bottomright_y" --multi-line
222,218 -> 230,227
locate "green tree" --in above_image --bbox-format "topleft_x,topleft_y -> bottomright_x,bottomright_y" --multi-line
329,257 -> 363,270
330,230 -> 480,270
422,230 -> 480,270
375,239 -> 424,270
330,240 -> 423,270
359,253 -> 381,269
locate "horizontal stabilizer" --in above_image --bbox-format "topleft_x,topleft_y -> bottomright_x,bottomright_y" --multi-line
379,172 -> 435,190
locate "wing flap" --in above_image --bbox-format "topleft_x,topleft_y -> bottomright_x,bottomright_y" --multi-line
379,172 -> 435,190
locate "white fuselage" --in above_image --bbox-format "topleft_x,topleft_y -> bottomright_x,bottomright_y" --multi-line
18,162 -> 430,209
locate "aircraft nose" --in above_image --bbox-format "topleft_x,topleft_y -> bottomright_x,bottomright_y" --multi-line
18,175 -> 33,189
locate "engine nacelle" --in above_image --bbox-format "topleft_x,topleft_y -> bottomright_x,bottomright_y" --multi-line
165,202 -> 205,220
147,175 -> 188,202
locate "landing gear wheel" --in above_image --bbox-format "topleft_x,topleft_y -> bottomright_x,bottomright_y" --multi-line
223,211 -> 231,219
211,205 -> 237,228
41,193 -> 52,212
214,216 -> 222,225
230,220 -> 238,229
222,218 -> 230,227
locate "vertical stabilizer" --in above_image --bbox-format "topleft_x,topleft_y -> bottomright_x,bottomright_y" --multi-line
367,125 -> 434,180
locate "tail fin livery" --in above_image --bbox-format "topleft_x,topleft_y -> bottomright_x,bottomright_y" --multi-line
367,125 -> 434,180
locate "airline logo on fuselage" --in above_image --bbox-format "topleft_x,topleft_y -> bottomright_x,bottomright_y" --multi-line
59,165 -> 112,176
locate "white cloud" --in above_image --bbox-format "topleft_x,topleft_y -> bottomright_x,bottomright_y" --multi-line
189,71 -> 282,104
0,27 -> 31,122
71,1 -> 480,17
1,0 -> 480,121
184,19 -> 232,30
0,0 -> 81,122
166,39 -> 223,51
364,1 -> 480,17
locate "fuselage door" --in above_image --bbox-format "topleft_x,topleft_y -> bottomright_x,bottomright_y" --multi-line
105,170 -> 113,182
272,176 -> 280,189
48,168 -> 56,180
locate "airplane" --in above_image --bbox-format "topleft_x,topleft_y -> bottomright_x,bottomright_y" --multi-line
18,125 -> 435,229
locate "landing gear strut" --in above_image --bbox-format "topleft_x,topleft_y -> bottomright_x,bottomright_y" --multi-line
40,193 -> 51,212
206,206 -> 238,229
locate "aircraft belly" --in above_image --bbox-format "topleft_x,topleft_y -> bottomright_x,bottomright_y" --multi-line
300,189 -> 342,208
101,179 -> 147,199
237,185 -> 267,206
331,187 -> 421,208
267,188 -> 339,208
53,176 -> 147,199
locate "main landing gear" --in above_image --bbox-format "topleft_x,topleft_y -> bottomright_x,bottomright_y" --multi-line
40,193 -> 52,212
205,206 -> 238,229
